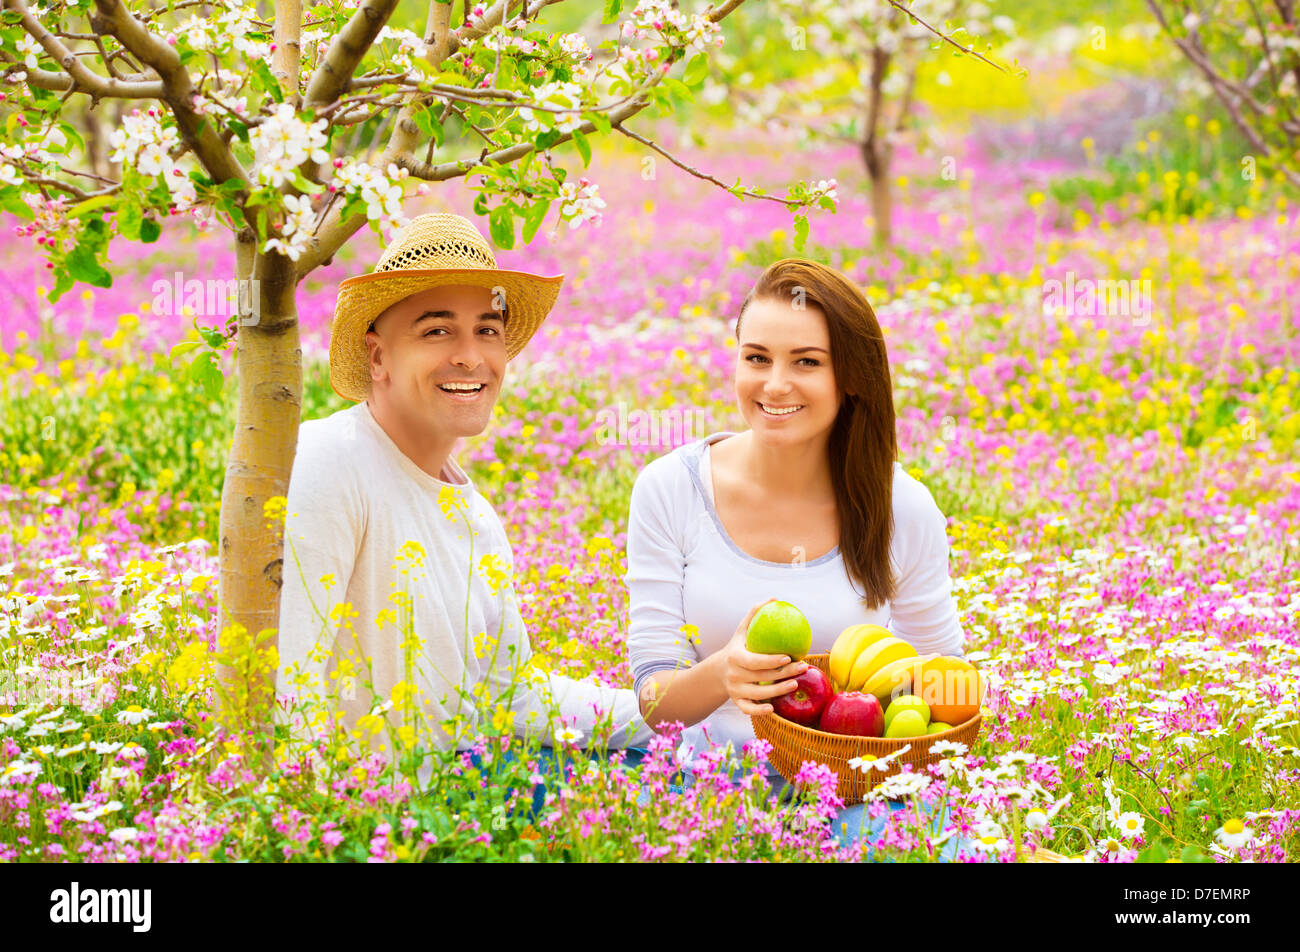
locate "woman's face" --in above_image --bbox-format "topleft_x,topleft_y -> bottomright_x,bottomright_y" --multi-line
735,295 -> 843,444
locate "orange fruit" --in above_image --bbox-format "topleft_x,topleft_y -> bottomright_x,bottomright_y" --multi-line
912,656 -> 984,725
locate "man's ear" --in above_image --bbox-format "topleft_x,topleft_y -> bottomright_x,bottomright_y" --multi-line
365,327 -> 386,385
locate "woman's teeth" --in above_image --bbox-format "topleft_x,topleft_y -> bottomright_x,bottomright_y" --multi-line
759,403 -> 803,416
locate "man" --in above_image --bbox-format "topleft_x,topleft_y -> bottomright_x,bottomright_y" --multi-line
275,213 -> 650,783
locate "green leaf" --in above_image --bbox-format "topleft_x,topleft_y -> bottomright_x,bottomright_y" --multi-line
1179,844 -> 1214,863
1136,840 -> 1169,863
431,70 -> 470,88
662,77 -> 695,102
534,129 -> 563,151
488,205 -> 515,250
521,199 -> 550,245
140,218 -> 161,243
169,340 -> 203,363
414,106 -> 444,147
48,269 -> 74,304
251,61 -> 284,102
117,201 -> 142,240
188,351 -> 225,400
66,243 -> 112,288
571,129 -> 591,168
1,10 -> 23,24
228,119 -> 250,143
682,53 -> 709,88
601,0 -> 624,24
585,111 -> 612,136
1,190 -> 35,220
68,195 -> 116,219
792,214 -> 810,254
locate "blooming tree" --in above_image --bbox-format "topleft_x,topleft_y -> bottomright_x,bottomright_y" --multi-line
0,0 -> 840,751
1145,1 -> 1300,190
713,0 -> 1018,246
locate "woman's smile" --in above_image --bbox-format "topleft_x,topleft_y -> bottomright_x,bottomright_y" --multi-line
757,401 -> 806,417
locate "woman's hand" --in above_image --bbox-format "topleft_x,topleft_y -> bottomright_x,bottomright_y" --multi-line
719,599 -> 810,717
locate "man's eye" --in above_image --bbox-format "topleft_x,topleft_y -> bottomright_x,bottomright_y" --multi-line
423,327 -> 447,337
480,326 -> 501,335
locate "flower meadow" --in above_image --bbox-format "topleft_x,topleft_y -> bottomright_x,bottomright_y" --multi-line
2,38 -> 1299,863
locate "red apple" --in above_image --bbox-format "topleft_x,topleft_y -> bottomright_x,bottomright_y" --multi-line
819,691 -> 885,738
771,665 -> 834,727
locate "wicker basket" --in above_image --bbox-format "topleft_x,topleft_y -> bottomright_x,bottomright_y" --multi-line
751,653 -> 982,805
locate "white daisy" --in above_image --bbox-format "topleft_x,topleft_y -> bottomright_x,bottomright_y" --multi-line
1213,818 -> 1253,850
1116,811 -> 1146,839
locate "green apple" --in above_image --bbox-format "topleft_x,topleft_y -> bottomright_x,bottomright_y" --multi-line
745,601 -> 812,661
884,709 -> 928,739
883,694 -> 930,732
927,721 -> 954,735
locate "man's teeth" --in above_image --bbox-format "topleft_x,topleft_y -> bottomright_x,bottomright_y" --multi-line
760,403 -> 803,415
441,383 -> 484,392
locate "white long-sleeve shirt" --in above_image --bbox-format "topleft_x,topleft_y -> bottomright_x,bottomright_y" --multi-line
626,431 -> 965,761
275,401 -> 650,783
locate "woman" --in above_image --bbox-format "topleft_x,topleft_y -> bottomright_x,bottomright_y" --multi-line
625,258 -> 967,856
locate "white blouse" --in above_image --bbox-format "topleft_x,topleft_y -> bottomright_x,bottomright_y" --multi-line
625,431 -> 966,759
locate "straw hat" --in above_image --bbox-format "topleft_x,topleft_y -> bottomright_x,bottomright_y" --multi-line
328,213 -> 565,402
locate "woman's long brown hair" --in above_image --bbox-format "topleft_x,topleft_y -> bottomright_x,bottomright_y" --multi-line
736,258 -> 898,610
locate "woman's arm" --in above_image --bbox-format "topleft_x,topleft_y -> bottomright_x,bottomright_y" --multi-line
625,463 -> 804,730
639,600 -> 809,729
889,482 -> 967,656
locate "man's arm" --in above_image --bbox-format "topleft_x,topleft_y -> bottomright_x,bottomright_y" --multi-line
275,424 -> 365,720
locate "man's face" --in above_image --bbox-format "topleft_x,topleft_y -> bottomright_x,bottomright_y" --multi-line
365,284 -> 505,440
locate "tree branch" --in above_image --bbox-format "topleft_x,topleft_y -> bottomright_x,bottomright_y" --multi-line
89,0 -> 250,193
273,0 -> 303,104
302,0 -> 401,111
299,0 -> 755,275
613,123 -> 803,206
3,0 -> 165,100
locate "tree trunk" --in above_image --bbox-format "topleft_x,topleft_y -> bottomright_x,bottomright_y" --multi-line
862,138 -> 893,248
861,44 -> 894,249
215,235 -> 302,769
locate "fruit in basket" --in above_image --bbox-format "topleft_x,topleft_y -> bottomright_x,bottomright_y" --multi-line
884,709 -> 928,739
883,694 -> 930,732
828,624 -> 893,688
927,722 -> 954,734
861,655 -> 923,703
745,601 -> 813,661
912,656 -> 984,725
846,637 -> 918,691
771,665 -> 834,727
818,691 -> 885,738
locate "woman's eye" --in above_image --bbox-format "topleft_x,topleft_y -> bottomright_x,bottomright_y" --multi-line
799,358 -> 820,367
745,354 -> 768,364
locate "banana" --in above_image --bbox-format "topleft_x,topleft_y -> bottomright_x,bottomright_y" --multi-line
828,624 -> 894,690
861,656 -> 924,703
846,637 -> 918,692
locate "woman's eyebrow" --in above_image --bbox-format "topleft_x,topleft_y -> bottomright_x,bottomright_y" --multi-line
741,342 -> 828,354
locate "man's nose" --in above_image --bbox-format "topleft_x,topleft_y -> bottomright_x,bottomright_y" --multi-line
449,340 -> 484,372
